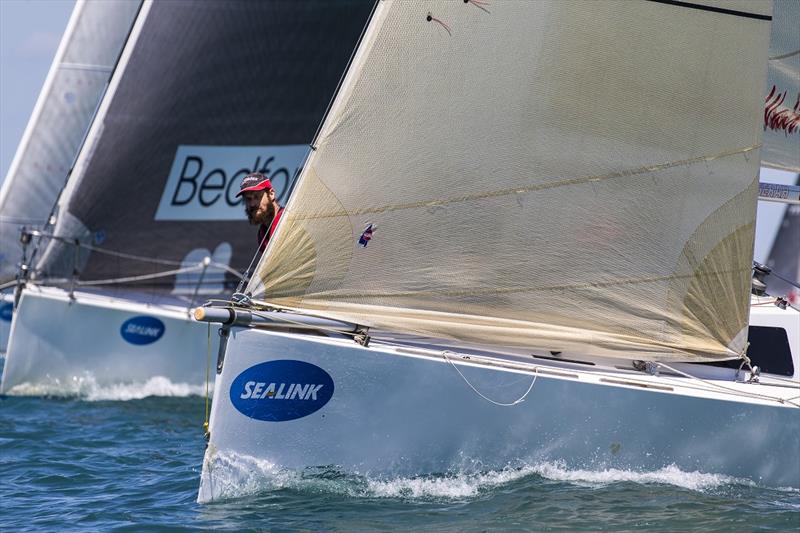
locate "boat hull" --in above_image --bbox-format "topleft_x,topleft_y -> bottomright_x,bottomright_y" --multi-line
0,292 -> 12,355
0,286 -> 219,395
199,327 -> 800,502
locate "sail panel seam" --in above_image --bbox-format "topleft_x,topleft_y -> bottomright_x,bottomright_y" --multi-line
291,145 -> 760,221
281,266 -> 752,301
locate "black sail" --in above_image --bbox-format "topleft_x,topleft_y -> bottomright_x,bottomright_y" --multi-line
34,0 -> 374,297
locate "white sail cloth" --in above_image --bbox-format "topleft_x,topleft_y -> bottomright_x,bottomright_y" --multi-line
0,0 -> 140,283
249,0 -> 773,361
762,0 -> 799,172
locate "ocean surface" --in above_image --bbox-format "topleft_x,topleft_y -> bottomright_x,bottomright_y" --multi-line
2,361 -> 799,532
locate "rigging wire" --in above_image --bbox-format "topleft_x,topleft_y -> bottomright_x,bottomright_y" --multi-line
13,230 -> 246,290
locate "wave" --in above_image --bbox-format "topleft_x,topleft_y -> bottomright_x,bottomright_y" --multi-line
3,374 -> 212,400
530,461 -> 744,491
198,450 -> 752,504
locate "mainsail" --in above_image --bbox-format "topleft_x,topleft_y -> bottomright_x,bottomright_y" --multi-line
0,0 -> 141,284
31,0 -> 374,296
249,0 -> 773,361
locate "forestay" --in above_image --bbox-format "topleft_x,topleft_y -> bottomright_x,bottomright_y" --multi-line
249,0 -> 773,361
0,0 -> 141,284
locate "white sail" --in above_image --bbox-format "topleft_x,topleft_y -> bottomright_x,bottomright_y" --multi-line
761,0 -> 799,172
249,0 -> 773,361
0,0 -> 141,283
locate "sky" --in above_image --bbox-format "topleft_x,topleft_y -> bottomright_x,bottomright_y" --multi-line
0,0 -> 795,265
0,0 -> 75,181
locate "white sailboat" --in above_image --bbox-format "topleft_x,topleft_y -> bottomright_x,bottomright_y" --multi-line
0,0 -> 141,354
0,0 -> 375,395
196,0 -> 800,502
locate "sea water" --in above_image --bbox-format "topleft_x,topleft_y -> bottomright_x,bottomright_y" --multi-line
1,364 -> 798,531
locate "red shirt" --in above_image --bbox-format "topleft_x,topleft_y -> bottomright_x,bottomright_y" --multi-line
257,207 -> 284,253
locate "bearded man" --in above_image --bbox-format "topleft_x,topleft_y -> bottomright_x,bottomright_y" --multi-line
236,172 -> 284,253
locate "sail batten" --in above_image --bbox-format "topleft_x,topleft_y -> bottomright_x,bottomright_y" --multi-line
249,0 -> 773,361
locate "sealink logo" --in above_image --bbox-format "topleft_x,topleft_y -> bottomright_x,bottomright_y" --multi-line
155,145 -> 307,221
230,360 -> 334,422
120,316 -> 165,345
0,302 -> 13,322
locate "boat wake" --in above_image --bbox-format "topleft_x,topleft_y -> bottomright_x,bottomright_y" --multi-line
200,450 -> 754,504
2,374 -> 211,400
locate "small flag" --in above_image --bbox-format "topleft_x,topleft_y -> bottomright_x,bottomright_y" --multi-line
358,224 -> 375,247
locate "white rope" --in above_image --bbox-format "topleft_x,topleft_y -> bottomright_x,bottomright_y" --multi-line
248,306 -> 539,407
27,232 -> 246,277
27,262 -> 242,289
655,361 -> 800,407
75,265 -> 204,286
442,350 -> 538,406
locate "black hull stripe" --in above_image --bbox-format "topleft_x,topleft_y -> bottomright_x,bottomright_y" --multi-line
645,0 -> 772,21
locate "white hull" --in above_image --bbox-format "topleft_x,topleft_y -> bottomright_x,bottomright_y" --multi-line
0,292 -> 12,355
199,325 -> 799,503
0,285 -> 219,395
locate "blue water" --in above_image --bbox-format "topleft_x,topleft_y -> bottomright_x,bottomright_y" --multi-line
2,374 -> 799,531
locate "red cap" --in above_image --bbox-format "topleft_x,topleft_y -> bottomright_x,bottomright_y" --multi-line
236,172 -> 272,197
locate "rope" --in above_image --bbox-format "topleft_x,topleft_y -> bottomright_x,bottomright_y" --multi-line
654,361 -> 799,407
441,350 -> 538,406
73,265 -> 205,286
769,48 -> 800,61
203,322 -> 211,439
21,232 -> 246,278
27,261 -> 243,289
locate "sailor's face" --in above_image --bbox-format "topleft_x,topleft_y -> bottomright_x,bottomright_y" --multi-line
243,189 -> 274,225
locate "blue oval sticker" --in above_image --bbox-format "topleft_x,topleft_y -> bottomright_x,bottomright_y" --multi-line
230,360 -> 334,422
120,316 -> 165,345
0,302 -> 12,322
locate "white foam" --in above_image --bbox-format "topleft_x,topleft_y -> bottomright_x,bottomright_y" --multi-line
4,373 -> 211,400
198,451 -> 749,504
529,461 -> 743,491
365,468 -> 532,499
199,449 -> 291,503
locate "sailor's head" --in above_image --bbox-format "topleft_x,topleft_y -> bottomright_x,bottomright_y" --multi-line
238,172 -> 276,225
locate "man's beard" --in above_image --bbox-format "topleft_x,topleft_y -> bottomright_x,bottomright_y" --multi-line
245,205 -> 258,225
245,202 -> 275,225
